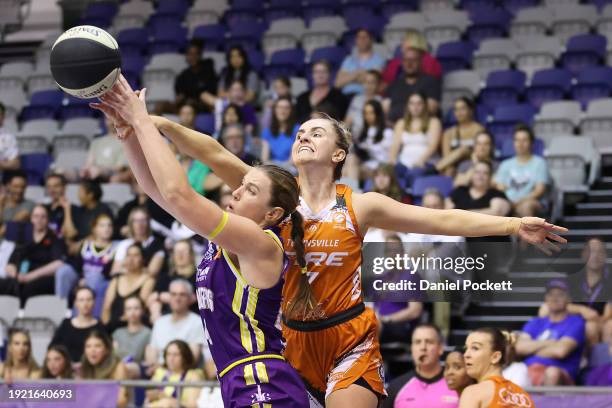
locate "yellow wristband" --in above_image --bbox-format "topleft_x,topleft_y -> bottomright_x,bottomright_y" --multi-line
208,211 -> 229,240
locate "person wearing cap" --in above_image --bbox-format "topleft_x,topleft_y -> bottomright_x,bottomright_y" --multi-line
515,279 -> 586,385
381,32 -> 443,87
335,28 -> 385,96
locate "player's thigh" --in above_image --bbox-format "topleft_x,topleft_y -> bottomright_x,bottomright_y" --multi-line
326,383 -> 379,408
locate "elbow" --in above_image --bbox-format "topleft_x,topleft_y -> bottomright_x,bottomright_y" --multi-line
160,183 -> 191,207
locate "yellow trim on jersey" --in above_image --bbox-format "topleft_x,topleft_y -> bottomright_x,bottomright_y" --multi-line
218,354 -> 285,378
263,229 -> 283,250
245,288 -> 266,352
232,279 -> 252,353
208,211 -> 229,240
223,248 -> 246,283
255,362 -> 269,383
244,364 -> 255,386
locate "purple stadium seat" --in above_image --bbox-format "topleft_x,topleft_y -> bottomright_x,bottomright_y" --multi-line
150,24 -> 188,55
526,68 -> 572,109
20,90 -> 63,121
436,41 -> 475,73
571,66 -> 612,108
225,1 -> 265,27
265,48 -> 306,81
488,103 -> 536,150
562,34 -> 607,75
195,113 -> 215,134
344,12 -> 386,40
466,8 -> 510,45
147,14 -> 183,37
480,69 -> 526,110
265,0 -> 302,23
310,46 -> 348,70
121,55 -> 146,78
246,48 -> 265,75
591,0 -> 612,10
413,176 -> 454,200
156,0 -> 190,19
342,1 -> 381,21
303,0 -> 341,22
83,1 -> 117,20
500,137 -> 544,159
59,96 -> 97,120
227,20 -> 266,49
381,0 -> 418,19
117,28 -> 149,56
78,16 -> 112,29
193,24 -> 227,50
501,0 -> 538,15
20,153 -> 53,185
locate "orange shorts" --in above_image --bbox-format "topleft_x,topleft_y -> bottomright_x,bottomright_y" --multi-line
527,363 -> 574,386
282,306 -> 387,401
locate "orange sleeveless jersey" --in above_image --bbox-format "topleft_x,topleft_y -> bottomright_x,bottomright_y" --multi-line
279,184 -> 364,318
278,185 -> 385,398
486,376 -> 535,408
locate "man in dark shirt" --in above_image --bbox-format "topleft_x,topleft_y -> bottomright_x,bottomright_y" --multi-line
295,60 -> 349,122
220,124 -> 259,167
72,180 -> 113,241
384,48 -> 441,122
174,39 -> 218,113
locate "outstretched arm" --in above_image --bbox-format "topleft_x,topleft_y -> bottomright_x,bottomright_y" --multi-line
354,192 -> 568,254
98,77 -> 282,289
151,115 -> 251,190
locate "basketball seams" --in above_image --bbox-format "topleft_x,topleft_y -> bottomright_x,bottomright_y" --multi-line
53,25 -> 117,50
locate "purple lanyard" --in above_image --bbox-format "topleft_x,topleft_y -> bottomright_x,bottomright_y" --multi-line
161,370 -> 187,399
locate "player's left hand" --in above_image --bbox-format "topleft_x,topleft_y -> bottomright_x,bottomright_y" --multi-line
517,217 -> 568,255
100,74 -> 148,124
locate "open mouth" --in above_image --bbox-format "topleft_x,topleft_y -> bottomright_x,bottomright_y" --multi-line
298,146 -> 314,153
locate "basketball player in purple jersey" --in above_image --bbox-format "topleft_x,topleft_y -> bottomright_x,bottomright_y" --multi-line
91,76 -> 309,407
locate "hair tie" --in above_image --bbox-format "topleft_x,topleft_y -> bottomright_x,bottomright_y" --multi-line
301,266 -> 308,274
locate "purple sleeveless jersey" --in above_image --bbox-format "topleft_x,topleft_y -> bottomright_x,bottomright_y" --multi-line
195,228 -> 309,407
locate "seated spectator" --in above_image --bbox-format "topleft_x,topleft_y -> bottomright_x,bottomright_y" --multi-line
0,220 -> 15,272
41,344 -> 73,379
454,131 -> 498,187
502,331 -> 531,388
362,164 -> 404,227
217,45 -> 260,103
144,279 -> 206,373
0,102 -> 20,177
345,70 -> 383,138
384,324 -> 458,408
516,279 -> 586,385
0,171 -> 34,223
436,97 -> 485,176
80,117 -> 130,183
461,328 -> 534,407
111,207 -> 166,277
443,350 -> 474,397
382,31 -> 442,86
494,125 -> 549,217
390,92 -> 442,191
102,243 -> 155,332
261,76 -> 292,130
375,234 -> 423,344
354,99 -> 394,176
261,96 -> 299,164
175,39 -> 218,112
215,103 -> 247,139
0,328 -> 42,381
45,173 -> 78,238
446,161 -> 510,217
148,239 -> 197,322
112,296 -> 151,379
540,236 -> 612,346
335,28 -> 385,96
145,340 -> 203,408
1,205 -> 67,304
295,60 -> 349,122
80,330 -> 129,408
69,180 -> 114,243
177,102 -> 196,129
220,124 -> 259,167
115,179 -> 174,239
55,213 -> 116,304
384,47 -> 441,122
51,286 -> 106,362
214,81 -> 257,136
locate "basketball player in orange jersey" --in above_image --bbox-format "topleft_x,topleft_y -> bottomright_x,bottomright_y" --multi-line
461,328 -> 535,408
140,107 -> 564,407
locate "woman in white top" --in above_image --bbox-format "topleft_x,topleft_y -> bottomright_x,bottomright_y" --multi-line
389,92 -> 442,191
354,99 -> 393,178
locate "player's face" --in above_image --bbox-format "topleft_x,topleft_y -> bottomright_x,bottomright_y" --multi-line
45,350 -> 66,378
93,216 -> 113,241
45,176 -> 65,201
411,327 -> 443,368
75,289 -> 95,317
165,344 -> 184,372
9,333 -> 30,362
464,332 -> 499,380
84,337 -> 107,366
444,351 -> 471,391
228,168 -> 276,225
292,118 -> 344,169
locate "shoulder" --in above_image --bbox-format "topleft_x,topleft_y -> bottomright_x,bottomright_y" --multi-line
461,381 -> 494,403
566,314 -> 586,325
185,369 -> 203,381
429,116 -> 442,128
112,361 -> 128,380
